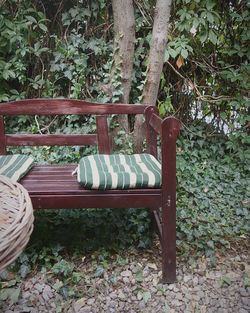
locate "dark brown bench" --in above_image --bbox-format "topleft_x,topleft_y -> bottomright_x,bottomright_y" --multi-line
0,99 -> 181,283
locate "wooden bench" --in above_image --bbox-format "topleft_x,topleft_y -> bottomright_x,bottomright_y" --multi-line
0,99 -> 181,283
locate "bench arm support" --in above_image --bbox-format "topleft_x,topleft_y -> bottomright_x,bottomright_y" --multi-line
161,116 -> 181,283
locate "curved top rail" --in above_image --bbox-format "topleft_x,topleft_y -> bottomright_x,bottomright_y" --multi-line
0,99 -> 148,115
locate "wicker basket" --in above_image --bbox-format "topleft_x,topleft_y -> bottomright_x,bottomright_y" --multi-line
0,175 -> 34,272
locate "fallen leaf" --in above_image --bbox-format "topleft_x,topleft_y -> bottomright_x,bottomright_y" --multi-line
176,56 -> 184,68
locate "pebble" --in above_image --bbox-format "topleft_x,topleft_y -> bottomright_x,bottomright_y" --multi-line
87,298 -> 95,305
241,297 -> 250,306
121,270 -> 132,277
74,298 -> 86,311
172,299 -> 183,307
239,309 -> 249,313
193,276 -> 199,286
183,275 -> 191,283
168,284 -> 174,290
1,250 -> 248,313
78,306 -> 92,313
109,292 -> 117,299
240,288 -> 249,297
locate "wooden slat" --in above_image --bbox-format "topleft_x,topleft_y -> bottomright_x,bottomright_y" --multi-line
28,165 -> 76,172
0,99 -> 148,116
0,115 -> 6,154
6,134 -> 97,146
20,165 -> 161,199
30,193 -> 161,209
96,115 -> 111,153
149,113 -> 162,134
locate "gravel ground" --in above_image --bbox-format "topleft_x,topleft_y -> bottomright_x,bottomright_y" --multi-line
1,241 -> 249,313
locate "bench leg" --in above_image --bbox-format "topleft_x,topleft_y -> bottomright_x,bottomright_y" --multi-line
162,202 -> 176,283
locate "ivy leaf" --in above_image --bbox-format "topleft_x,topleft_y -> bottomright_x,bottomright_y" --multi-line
94,266 -> 105,277
9,288 -> 21,304
164,50 -> 170,62
221,276 -> 231,286
143,291 -> 151,304
181,49 -> 188,59
52,279 -> 64,291
0,289 -> 9,301
168,47 -> 178,58
207,240 -> 214,248
64,70 -> 73,80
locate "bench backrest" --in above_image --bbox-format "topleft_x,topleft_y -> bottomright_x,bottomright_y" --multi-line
0,99 -> 148,155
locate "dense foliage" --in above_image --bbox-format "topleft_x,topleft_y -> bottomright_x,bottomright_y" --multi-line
0,0 -> 249,268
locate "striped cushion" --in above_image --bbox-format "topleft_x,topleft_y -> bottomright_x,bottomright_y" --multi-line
77,154 -> 161,190
0,155 -> 34,182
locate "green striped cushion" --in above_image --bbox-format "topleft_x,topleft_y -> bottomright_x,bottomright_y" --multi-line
0,155 -> 34,182
77,154 -> 161,190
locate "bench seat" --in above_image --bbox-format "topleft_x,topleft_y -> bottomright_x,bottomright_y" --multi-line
20,165 -> 161,209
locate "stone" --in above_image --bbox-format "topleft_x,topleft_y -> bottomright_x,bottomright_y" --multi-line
109,300 -> 117,308
74,298 -> 86,312
241,297 -> 250,306
217,309 -> 228,313
175,293 -> 183,301
121,270 -> 132,277
118,290 -> 126,300
172,299 -> 182,307
122,277 -> 130,284
34,283 -> 44,293
240,288 -> 249,297
239,309 -> 249,313
168,284 -> 175,291
42,285 -> 53,301
193,276 -> 199,286
183,275 -> 191,283
79,306 -> 92,313
139,300 -> 146,309
87,298 -> 95,305
110,292 -> 117,299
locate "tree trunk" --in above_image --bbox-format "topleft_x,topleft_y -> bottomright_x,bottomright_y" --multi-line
111,0 -> 135,134
134,0 -> 172,152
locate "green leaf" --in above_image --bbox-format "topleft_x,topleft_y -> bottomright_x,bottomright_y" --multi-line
20,264 -> 31,278
38,23 -> 48,32
164,50 -> 170,62
143,291 -> 151,304
168,47 -> 178,58
207,12 -> 214,24
206,1 -> 216,10
181,49 -> 188,59
0,289 -> 9,301
53,279 -> 64,291
221,276 -> 231,286
9,288 -> 20,304
207,240 -> 214,248
26,15 -> 37,24
209,30 -> 217,44
199,32 -> 208,43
